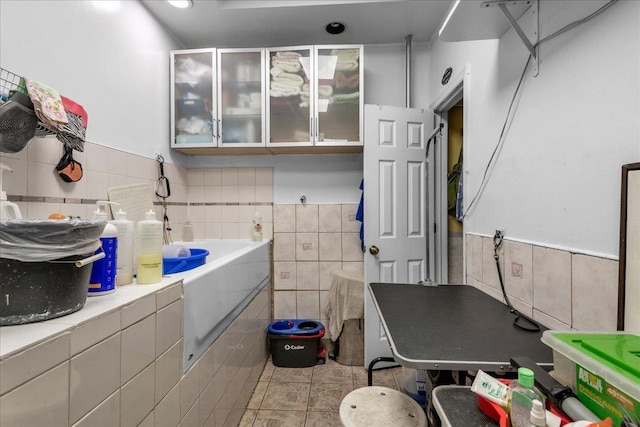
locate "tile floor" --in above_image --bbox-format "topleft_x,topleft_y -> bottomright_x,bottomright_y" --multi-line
239,358 -> 404,427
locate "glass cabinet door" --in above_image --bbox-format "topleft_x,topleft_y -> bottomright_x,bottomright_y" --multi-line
266,46 -> 313,146
315,46 -> 362,146
218,49 -> 265,146
171,49 -> 216,147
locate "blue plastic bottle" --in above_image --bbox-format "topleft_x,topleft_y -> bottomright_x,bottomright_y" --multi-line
89,201 -> 118,296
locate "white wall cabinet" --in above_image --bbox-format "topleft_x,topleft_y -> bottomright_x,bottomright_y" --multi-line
171,45 -> 362,155
171,48 -> 266,152
266,45 -> 363,152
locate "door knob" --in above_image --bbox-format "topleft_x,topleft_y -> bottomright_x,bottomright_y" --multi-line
369,245 -> 379,255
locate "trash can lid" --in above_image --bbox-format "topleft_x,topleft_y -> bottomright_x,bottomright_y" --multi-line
268,319 -> 324,335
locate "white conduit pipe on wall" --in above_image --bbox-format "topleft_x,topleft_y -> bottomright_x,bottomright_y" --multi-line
405,34 -> 412,109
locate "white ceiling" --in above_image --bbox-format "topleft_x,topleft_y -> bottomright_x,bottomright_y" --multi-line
140,0 -> 454,49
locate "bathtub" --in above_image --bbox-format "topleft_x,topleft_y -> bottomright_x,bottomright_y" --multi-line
166,239 -> 271,372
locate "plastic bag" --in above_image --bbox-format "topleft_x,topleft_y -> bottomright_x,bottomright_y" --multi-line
0,219 -> 104,262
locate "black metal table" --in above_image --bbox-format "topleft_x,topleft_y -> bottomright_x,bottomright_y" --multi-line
368,283 -> 553,376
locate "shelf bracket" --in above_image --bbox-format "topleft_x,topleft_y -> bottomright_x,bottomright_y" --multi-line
482,0 -> 539,76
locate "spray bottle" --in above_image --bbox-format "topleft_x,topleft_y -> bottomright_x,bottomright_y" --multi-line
89,201 -> 118,295
111,207 -> 134,286
136,209 -> 163,284
0,163 -> 22,220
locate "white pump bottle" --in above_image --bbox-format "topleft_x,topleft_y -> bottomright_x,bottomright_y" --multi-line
111,207 -> 134,286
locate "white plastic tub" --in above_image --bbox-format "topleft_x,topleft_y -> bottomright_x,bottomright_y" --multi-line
166,239 -> 271,372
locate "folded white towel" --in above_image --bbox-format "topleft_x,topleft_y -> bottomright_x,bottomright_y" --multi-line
271,60 -> 301,73
271,67 -> 304,87
336,59 -> 359,71
270,82 -> 300,97
331,48 -> 360,60
318,85 -> 333,97
275,51 -> 302,62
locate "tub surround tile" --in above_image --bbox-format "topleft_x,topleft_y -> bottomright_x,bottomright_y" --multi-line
532,246 -> 572,325
187,168 -> 205,186
28,161 -> 61,198
180,357 -> 201,418
155,300 -> 182,357
222,185 -> 240,202
0,362 -> 70,427
0,333 -> 69,395
255,168 -> 273,186
238,168 -> 256,186
121,314 -> 155,385
1,157 -> 28,195
255,185 -> 273,203
156,283 -> 182,310
154,383 -> 181,427
571,254 -> 618,331
533,309 -> 571,331
71,310 -> 121,356
181,398 -> 200,427
121,294 -> 155,329
204,168 -> 222,186
120,363 -> 155,427
74,390 -> 120,427
70,333 -> 121,424
221,168 -> 239,186
154,340 -> 182,405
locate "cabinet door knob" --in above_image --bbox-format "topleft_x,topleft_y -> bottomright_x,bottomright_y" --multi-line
369,245 -> 379,255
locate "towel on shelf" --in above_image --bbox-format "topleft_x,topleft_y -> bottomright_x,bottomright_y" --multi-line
318,85 -> 333,98
336,59 -> 359,71
270,82 -> 300,97
24,78 -> 68,130
330,48 -> 360,60
270,67 -> 304,87
335,71 -> 359,89
332,92 -> 360,104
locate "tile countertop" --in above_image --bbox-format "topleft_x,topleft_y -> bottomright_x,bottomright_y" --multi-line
0,277 -> 182,360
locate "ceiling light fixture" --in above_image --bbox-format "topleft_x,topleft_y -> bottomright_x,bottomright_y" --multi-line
167,0 -> 192,9
438,0 -> 461,37
325,22 -> 346,35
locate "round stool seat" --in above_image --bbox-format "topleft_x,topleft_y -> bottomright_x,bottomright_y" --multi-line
340,386 -> 427,427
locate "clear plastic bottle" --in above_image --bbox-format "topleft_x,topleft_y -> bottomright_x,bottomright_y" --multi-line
111,208 -> 134,286
89,201 -> 118,295
510,368 -> 546,427
530,399 -> 546,427
182,218 -> 194,242
251,211 -> 262,241
136,210 -> 163,284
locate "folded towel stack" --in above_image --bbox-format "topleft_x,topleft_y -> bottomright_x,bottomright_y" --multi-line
270,51 -> 306,98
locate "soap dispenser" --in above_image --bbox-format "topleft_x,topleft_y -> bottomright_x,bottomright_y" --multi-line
0,163 -> 22,220
89,201 -> 118,295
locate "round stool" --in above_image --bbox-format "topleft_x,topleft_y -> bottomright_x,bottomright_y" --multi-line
340,386 -> 427,427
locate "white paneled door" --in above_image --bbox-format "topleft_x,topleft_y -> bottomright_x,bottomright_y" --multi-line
363,105 -> 432,368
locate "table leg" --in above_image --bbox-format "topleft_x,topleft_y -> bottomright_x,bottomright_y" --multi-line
367,356 -> 396,386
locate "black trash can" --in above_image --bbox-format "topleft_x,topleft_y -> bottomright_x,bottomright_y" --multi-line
268,319 -> 325,368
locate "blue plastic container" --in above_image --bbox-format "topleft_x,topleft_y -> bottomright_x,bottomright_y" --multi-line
268,319 -> 324,336
162,248 -> 209,275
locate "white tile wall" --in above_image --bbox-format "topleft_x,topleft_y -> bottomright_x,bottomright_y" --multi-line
466,233 -> 619,332
0,282 -> 271,427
